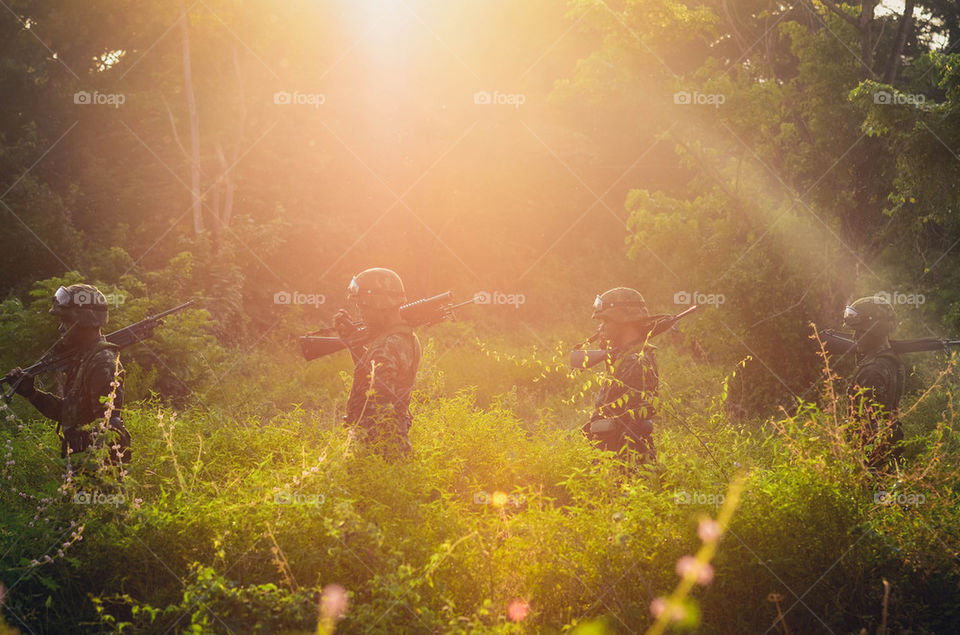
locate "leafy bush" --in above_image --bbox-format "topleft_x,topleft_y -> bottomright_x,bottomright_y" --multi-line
1,338 -> 958,633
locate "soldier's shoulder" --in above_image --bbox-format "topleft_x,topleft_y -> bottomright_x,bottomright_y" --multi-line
860,349 -> 902,373
852,362 -> 890,388
87,343 -> 120,366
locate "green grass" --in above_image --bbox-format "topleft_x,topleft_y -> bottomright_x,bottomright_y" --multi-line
1,343 -> 959,634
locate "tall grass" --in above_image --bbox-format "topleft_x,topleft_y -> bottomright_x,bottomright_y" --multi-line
1,337 -> 958,633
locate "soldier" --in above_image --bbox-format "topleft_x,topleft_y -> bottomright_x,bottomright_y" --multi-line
583,287 -> 659,463
843,296 -> 905,467
4,284 -> 131,465
333,268 -> 421,457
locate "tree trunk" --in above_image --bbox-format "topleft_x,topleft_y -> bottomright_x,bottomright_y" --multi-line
179,0 -> 203,235
883,0 -> 915,84
858,0 -> 878,79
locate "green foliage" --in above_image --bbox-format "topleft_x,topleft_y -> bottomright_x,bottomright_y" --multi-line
2,0 -> 960,632
1,343 -> 958,633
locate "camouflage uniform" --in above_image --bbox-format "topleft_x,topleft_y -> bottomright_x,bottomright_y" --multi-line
844,296 -> 905,466
849,346 -> 905,466
585,339 -> 659,461
12,284 -> 132,464
582,287 -> 660,462
338,268 -> 422,457
345,324 -> 421,456
27,337 -> 131,462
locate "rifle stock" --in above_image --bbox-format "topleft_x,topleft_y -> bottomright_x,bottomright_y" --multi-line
299,335 -> 348,361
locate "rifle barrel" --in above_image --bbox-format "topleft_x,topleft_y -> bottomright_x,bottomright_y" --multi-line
400,292 -> 452,313
149,299 -> 196,320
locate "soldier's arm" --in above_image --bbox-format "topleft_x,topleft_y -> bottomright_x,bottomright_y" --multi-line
27,388 -> 64,422
5,368 -> 63,421
344,342 -> 366,366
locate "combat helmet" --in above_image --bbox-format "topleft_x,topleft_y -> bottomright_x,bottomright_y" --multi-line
592,287 -> 649,323
49,284 -> 109,327
843,296 -> 897,336
348,268 -> 407,310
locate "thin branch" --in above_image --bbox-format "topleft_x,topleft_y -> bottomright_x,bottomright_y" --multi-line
160,94 -> 190,160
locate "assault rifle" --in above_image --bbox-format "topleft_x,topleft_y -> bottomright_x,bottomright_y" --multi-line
570,304 -> 699,369
299,291 -> 474,361
817,328 -> 960,357
2,300 -> 195,403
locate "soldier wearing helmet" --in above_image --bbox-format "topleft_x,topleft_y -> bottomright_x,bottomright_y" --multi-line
843,295 -> 905,467
334,268 -> 421,457
5,284 -> 131,464
583,287 -> 659,463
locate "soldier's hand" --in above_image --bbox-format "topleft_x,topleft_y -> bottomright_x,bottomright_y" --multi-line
6,368 -> 36,397
333,309 -> 358,339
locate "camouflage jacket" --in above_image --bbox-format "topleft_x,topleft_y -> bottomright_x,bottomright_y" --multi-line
849,346 -> 905,425
345,323 -> 421,438
28,337 -> 130,459
588,339 -> 659,430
